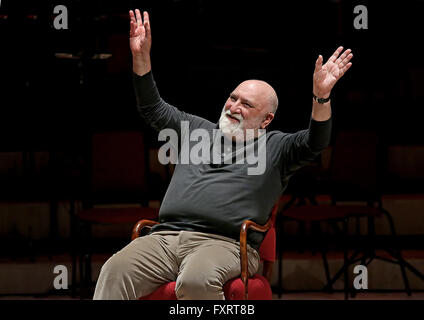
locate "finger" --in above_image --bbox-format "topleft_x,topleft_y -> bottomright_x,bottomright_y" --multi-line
129,10 -> 136,24
328,46 -> 344,63
135,9 -> 143,28
335,48 -> 351,65
339,62 -> 352,77
144,11 -> 151,38
314,55 -> 323,72
339,53 -> 353,68
130,20 -> 136,36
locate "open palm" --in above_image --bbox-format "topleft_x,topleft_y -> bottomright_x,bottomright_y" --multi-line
129,9 -> 151,56
313,46 -> 353,98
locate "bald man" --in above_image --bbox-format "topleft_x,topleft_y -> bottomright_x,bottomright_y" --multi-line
93,10 -> 353,300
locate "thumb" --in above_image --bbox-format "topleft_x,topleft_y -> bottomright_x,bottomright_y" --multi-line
314,55 -> 323,73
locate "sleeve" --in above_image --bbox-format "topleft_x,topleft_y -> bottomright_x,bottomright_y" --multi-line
278,117 -> 332,177
133,71 -> 193,133
133,71 -> 215,134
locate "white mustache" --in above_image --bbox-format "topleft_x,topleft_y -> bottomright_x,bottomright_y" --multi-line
225,110 -> 243,121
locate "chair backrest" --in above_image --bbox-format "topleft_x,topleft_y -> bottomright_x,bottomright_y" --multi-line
86,131 -> 148,205
329,130 -> 380,204
258,202 -> 279,262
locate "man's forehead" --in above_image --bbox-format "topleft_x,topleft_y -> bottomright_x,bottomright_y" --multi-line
233,80 -> 273,104
235,80 -> 268,91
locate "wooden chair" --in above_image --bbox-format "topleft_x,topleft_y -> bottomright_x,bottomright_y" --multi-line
131,202 -> 280,300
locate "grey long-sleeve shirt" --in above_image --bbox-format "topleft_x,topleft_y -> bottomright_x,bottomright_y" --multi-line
134,71 -> 331,250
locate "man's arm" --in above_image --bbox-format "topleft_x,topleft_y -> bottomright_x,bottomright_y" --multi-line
279,47 -> 353,176
129,10 -> 180,132
129,10 -> 190,133
311,46 -> 353,121
129,10 -> 214,136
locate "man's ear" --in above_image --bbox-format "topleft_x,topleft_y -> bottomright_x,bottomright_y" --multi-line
260,112 -> 274,129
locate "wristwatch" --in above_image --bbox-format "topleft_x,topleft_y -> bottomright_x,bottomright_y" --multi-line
312,93 -> 330,104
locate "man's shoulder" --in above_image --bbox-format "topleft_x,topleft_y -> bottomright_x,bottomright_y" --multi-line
187,114 -> 217,130
266,130 -> 291,142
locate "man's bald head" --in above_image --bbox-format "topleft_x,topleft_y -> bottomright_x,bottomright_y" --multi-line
219,79 -> 278,141
235,79 -> 279,114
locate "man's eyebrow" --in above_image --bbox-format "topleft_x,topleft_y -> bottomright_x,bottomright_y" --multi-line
240,97 -> 255,107
230,93 -> 255,106
244,99 -> 254,106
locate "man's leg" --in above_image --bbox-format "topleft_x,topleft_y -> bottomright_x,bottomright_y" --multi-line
174,231 -> 260,300
93,231 -> 180,300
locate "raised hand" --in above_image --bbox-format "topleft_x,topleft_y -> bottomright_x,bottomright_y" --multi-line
129,9 -> 151,56
313,46 -> 353,99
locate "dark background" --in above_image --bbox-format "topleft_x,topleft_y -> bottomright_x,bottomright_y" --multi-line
0,0 -> 424,298
2,0 -> 424,140
0,0 -> 423,195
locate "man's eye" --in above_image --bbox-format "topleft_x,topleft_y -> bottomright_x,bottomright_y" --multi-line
244,103 -> 253,108
230,96 -> 236,101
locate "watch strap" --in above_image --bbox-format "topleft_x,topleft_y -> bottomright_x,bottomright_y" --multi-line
313,93 -> 330,104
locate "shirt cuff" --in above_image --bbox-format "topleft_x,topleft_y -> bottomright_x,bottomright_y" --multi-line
308,117 -> 332,151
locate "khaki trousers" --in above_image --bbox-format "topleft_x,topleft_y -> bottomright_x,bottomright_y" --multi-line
93,230 -> 260,300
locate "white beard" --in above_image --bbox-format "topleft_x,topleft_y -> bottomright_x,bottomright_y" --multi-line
218,108 -> 245,142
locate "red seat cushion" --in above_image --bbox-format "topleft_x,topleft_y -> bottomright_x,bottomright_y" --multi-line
140,282 -> 177,300
77,207 -> 159,224
224,275 -> 272,300
139,275 -> 272,300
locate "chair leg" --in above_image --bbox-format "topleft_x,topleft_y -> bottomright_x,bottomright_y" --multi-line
70,200 -> 77,297
78,221 -> 93,299
318,222 -> 333,293
343,218 -> 349,300
323,248 -> 361,292
382,208 -> 415,295
276,217 -> 284,298
78,248 -> 84,298
278,255 -> 283,298
386,246 -> 424,281
398,255 -> 412,296
383,247 -> 412,296
323,218 -> 355,292
71,249 -> 77,298
321,249 -> 333,293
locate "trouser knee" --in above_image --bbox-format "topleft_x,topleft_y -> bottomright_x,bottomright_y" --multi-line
99,254 -> 130,281
175,275 -> 224,300
94,254 -> 138,300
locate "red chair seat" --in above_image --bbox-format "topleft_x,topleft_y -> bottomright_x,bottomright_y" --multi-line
224,275 -> 272,300
283,204 -> 382,221
139,275 -> 272,300
140,282 -> 177,300
77,207 -> 159,224
135,203 -> 279,300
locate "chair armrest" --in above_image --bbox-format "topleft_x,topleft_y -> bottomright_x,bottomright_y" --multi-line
131,219 -> 159,241
240,218 -> 272,300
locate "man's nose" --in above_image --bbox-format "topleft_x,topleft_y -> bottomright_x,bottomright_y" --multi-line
229,101 -> 242,114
